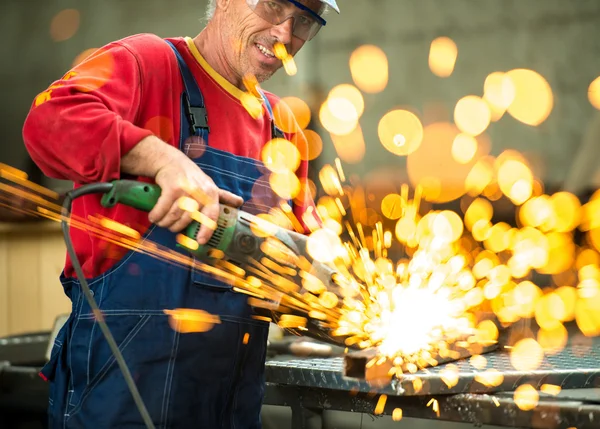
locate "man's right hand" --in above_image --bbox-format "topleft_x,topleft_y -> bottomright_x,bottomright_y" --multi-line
150,152 -> 243,243
121,136 -> 243,244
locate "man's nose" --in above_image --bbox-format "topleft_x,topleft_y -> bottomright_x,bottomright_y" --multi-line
271,17 -> 294,46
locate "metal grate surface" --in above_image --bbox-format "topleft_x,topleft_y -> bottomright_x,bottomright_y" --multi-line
265,336 -> 600,396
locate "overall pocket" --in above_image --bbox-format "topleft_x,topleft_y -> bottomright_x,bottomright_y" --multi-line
41,318 -> 73,426
66,311 -> 179,427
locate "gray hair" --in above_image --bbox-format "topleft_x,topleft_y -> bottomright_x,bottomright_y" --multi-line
205,0 -> 217,21
205,0 -> 328,22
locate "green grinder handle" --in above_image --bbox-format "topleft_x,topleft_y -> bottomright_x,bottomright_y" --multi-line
101,180 -> 161,212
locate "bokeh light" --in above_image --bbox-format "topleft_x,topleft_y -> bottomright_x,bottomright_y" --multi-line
293,177 -> 317,207
497,158 -> 533,205
274,97 -> 311,132
50,9 -> 80,42
454,95 -> 491,136
407,122 -> 487,203
451,133 -> 478,164
320,96 -> 359,136
71,48 -> 116,93
301,129 -> 323,161
144,116 -> 174,143
261,138 -> 301,174
331,124 -> 366,164
589,76 -> 600,110
72,48 -> 98,67
510,338 -> 544,371
537,323 -> 568,354
164,309 -> 220,333
550,192 -> 582,232
378,110 -> 424,156
465,156 -> 494,197
464,198 -> 493,231
514,384 -> 539,411
329,84 -> 365,118
483,72 -> 516,121
429,37 -> 458,78
319,164 -> 344,196
270,170 -> 301,199
506,69 -> 553,126
381,194 -> 404,220
349,45 -> 389,93
283,55 -> 297,76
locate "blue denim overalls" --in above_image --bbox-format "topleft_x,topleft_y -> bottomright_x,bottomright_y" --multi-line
41,40 -> 285,428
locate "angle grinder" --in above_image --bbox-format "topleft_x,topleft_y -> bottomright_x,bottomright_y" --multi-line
100,180 -> 338,291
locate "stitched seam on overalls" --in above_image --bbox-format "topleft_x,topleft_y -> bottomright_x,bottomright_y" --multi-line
64,282 -> 86,426
195,160 -> 271,186
99,225 -> 159,278
160,327 -> 180,427
86,276 -> 105,385
202,146 -> 265,168
66,314 -> 152,422
195,164 -> 262,186
65,271 -> 111,415
97,270 -> 108,307
65,225 -> 160,288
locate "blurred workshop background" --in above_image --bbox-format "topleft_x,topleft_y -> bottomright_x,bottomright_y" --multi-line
1,0 -> 600,428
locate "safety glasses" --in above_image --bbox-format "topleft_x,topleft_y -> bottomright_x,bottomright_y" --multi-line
246,0 -> 327,41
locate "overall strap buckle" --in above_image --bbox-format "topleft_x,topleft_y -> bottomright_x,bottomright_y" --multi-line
183,92 -> 210,135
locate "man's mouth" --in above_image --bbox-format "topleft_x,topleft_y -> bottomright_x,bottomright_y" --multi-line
256,43 -> 276,58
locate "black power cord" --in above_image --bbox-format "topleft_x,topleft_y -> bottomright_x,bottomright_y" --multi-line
61,183 -> 155,429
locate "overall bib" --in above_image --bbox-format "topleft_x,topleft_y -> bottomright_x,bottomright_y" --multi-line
41,40 -> 285,429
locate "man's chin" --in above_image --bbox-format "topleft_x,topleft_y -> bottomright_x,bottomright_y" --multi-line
252,67 -> 278,84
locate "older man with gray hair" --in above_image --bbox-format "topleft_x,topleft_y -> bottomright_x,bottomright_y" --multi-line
23,0 -> 339,428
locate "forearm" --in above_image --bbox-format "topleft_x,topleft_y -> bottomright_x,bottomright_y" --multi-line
121,135 -> 185,178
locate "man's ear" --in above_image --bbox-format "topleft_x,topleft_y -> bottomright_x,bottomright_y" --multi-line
217,0 -> 231,12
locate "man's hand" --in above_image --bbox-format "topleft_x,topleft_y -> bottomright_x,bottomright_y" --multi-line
121,135 -> 243,244
150,152 -> 243,243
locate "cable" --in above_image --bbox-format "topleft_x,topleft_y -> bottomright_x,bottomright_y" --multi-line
62,183 -> 155,429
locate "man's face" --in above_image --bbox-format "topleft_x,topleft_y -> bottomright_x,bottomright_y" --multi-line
221,0 -> 323,83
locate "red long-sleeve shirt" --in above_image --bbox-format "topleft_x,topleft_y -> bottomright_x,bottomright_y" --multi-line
23,34 -> 319,279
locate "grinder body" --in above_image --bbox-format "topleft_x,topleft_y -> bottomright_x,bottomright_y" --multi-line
100,180 -> 334,284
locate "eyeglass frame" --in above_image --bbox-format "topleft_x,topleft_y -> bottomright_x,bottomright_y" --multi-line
245,0 -> 328,41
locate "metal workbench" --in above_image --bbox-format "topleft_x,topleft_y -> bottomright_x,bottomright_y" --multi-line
263,336 -> 600,428
2,333 -> 600,428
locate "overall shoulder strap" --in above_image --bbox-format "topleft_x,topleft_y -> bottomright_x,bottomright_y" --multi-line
257,88 -> 285,140
165,40 -> 209,138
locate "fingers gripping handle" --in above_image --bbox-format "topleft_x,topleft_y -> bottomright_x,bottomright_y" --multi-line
99,180 -> 205,246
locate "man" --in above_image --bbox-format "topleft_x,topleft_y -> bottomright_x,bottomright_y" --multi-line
22,0 -> 339,427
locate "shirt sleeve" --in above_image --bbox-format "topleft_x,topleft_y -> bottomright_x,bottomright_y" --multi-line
22,43 -> 153,184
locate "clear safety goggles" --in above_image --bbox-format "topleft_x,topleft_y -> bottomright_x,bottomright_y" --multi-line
246,0 -> 327,41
